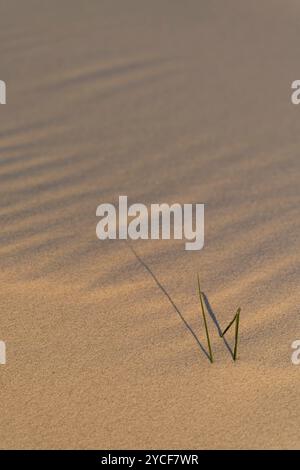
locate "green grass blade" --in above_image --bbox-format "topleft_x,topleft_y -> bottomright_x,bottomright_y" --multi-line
197,274 -> 213,363
233,308 -> 241,361
220,314 -> 236,337
220,307 -> 241,361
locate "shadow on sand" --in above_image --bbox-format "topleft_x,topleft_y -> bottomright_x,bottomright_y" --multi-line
127,243 -> 235,363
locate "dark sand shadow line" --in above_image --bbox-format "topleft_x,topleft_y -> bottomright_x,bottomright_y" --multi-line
127,243 -> 211,361
201,292 -> 234,359
41,57 -> 169,92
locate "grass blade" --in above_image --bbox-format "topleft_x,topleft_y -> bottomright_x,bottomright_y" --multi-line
220,314 -> 236,337
220,307 -> 241,361
197,274 -> 213,363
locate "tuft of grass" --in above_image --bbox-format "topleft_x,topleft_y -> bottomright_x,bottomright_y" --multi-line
221,307 -> 241,361
197,274 -> 213,363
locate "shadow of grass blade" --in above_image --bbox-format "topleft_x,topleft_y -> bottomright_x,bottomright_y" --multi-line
197,274 -> 213,363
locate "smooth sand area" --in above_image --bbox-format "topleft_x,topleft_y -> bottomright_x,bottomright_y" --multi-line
0,0 -> 299,449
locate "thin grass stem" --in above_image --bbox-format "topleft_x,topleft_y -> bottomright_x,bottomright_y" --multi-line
197,274 -> 213,363
233,308 -> 241,360
220,314 -> 236,337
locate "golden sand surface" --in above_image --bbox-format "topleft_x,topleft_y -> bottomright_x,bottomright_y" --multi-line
0,0 -> 299,449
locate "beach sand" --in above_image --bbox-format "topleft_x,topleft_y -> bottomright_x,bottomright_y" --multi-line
0,0 -> 299,449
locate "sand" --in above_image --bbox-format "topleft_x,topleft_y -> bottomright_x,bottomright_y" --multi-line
0,0 -> 299,449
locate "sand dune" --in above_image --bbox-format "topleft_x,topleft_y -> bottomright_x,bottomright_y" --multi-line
0,0 -> 299,449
